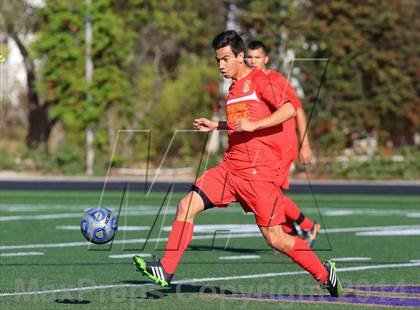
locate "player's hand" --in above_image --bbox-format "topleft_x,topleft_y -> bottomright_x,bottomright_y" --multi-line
299,144 -> 313,165
234,118 -> 257,132
193,118 -> 218,132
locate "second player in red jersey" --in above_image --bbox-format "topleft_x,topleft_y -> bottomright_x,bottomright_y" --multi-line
246,40 -> 320,246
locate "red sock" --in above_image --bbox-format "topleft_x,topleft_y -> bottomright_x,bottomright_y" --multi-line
161,220 -> 194,274
284,196 -> 314,231
285,237 -> 328,283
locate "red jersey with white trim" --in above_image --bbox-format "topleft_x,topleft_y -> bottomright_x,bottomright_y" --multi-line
223,69 -> 291,182
267,70 -> 302,161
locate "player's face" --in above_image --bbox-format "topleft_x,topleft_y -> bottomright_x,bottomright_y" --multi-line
245,48 -> 269,70
215,45 -> 244,79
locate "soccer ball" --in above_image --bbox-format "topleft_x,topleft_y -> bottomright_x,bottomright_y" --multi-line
80,207 -> 117,244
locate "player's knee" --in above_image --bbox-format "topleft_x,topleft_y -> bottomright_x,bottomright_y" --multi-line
176,196 -> 190,219
176,193 -> 200,221
266,237 -> 286,252
264,229 -> 290,253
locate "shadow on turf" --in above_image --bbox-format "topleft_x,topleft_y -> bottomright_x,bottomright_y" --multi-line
122,280 -> 240,300
55,299 -> 90,304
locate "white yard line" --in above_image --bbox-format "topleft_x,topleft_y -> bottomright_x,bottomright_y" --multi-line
57,225 -> 151,232
331,257 -> 371,262
322,225 -> 420,234
356,228 -> 420,236
0,233 -> 262,251
0,207 -> 248,220
0,261 -> 419,297
0,210 -> 176,221
0,252 -> 44,257
0,204 -> 172,211
109,253 -> 151,259
55,223 -> 420,235
219,255 -> 261,260
320,208 -> 420,218
2,205 -> 419,218
0,208 -> 176,222
2,224 -> 420,251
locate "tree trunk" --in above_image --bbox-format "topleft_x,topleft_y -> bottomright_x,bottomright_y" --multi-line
26,103 -> 50,149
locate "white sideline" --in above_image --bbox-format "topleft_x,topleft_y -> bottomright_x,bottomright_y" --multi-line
0,261 -> 420,297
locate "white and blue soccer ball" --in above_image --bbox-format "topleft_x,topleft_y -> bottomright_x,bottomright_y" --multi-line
80,207 -> 117,244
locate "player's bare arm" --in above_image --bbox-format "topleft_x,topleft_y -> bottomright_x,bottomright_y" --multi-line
296,108 -> 313,164
193,118 -> 229,131
193,118 -> 218,131
234,101 -> 296,132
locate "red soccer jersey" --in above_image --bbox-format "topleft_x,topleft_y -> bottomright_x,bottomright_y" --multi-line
223,69 -> 291,182
267,70 -> 302,161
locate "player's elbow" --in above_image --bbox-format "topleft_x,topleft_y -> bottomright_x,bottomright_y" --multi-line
286,102 -> 297,118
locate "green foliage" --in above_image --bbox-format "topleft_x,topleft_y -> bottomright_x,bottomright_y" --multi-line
292,0 -> 419,149
237,0 -> 420,154
20,146 -> 84,175
327,148 -> 420,180
0,149 -> 19,170
33,0 -> 132,147
145,56 -> 217,164
109,155 -> 124,168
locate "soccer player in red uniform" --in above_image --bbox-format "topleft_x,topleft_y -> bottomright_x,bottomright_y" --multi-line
133,31 -> 342,297
246,40 -> 321,247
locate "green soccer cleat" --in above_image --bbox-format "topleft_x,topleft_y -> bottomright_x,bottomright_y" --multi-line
322,259 -> 343,297
132,256 -> 173,287
305,222 -> 321,248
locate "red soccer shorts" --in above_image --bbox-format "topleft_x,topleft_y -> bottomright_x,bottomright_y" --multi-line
192,162 -> 285,227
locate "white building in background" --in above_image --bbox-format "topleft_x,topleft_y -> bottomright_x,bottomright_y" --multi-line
0,37 -> 27,107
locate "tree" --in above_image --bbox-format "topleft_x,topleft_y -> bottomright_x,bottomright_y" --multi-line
236,0 -> 420,154
0,0 -> 49,149
294,0 -> 419,150
111,0 -> 227,164
33,0 -> 133,156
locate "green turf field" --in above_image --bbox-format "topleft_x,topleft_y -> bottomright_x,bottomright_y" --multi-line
0,190 -> 419,309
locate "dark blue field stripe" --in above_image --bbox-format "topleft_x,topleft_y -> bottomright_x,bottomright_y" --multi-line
0,180 -> 418,195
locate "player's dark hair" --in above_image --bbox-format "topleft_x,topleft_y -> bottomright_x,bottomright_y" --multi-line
212,30 -> 246,57
247,40 -> 270,55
